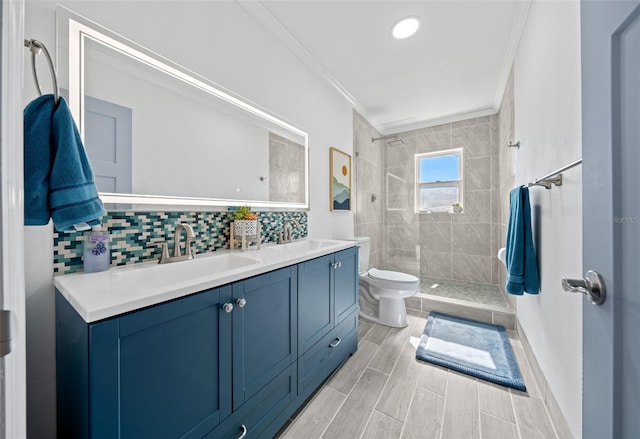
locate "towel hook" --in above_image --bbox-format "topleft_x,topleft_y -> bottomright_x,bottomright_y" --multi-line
24,39 -> 60,105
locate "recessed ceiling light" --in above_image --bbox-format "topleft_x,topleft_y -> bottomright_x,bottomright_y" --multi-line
392,16 -> 421,40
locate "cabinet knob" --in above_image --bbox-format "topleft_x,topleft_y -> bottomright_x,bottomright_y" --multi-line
236,298 -> 247,308
222,303 -> 234,313
331,262 -> 342,269
237,424 -> 247,439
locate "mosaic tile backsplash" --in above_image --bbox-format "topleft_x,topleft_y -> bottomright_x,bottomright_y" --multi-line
54,211 -> 308,275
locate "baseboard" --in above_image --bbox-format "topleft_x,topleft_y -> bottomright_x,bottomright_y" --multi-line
516,318 -> 575,439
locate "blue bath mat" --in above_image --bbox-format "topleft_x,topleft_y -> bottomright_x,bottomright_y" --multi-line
416,312 -> 526,391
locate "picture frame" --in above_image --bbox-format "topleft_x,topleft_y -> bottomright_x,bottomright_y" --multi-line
329,147 -> 351,211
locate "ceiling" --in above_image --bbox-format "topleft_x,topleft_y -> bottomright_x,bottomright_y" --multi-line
241,1 -> 531,134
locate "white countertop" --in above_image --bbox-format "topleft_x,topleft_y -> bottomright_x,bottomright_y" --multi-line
54,239 -> 356,323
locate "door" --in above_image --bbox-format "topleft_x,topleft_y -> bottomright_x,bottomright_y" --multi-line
83,95 -> 133,194
581,1 -> 640,437
0,0 -> 27,437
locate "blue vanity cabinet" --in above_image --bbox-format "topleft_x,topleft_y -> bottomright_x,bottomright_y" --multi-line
56,247 -> 357,439
297,247 -> 359,396
56,285 -> 233,439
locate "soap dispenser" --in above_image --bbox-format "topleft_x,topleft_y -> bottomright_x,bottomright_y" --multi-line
83,225 -> 110,273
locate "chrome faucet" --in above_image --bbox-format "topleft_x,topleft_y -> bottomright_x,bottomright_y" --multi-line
154,223 -> 196,264
278,218 -> 300,244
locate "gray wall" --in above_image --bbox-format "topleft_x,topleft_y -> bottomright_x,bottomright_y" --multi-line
353,111 -> 384,269
380,115 -> 501,285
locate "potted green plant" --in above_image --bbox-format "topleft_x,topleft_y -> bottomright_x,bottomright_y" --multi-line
233,205 -> 259,237
452,203 -> 463,214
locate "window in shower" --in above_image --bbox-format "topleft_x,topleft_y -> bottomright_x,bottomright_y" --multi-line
415,148 -> 463,212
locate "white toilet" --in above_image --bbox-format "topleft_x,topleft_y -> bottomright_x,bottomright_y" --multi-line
348,237 -> 420,328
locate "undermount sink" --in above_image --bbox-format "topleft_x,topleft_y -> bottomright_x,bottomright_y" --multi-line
264,239 -> 337,254
113,253 -> 261,286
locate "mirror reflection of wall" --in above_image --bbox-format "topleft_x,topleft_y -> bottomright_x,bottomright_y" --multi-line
84,37 -> 269,201
268,133 -> 305,203
60,8 -> 309,209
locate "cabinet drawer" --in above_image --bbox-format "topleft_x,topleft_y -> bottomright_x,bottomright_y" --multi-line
298,311 -> 358,394
205,364 -> 296,439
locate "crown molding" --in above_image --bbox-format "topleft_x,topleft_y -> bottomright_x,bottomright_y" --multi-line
237,0 -> 371,121
493,0 -> 532,109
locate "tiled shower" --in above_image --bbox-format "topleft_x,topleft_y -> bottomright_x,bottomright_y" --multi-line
354,72 -> 516,310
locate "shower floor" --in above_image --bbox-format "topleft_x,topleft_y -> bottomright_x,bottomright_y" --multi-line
419,276 -> 508,309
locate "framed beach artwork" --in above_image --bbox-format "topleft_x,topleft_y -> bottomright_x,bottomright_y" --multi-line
329,147 -> 351,211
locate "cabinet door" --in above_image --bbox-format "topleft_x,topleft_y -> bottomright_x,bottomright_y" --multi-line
297,254 -> 334,354
90,286 -> 232,439
232,266 -> 297,410
334,247 -> 359,324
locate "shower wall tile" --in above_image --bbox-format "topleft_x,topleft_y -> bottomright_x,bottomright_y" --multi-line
418,122 -> 451,133
451,190 -> 490,224
420,250 -> 452,279
354,110 -> 384,256
452,124 -> 490,158
418,212 -> 452,224
354,111 -> 382,164
417,126 -> 452,153
491,223 -> 501,257
492,257 -> 502,287
386,166 -> 414,189
356,193 -> 381,229
490,115 -> 500,156
385,210 -> 418,225
451,223 -> 491,256
386,222 -> 419,250
357,156 -> 383,195
490,154 -> 499,188
420,222 -> 451,253
452,254 -> 492,284
465,156 -> 491,190
373,111 -> 501,285
491,189 -> 500,224
452,115 -> 491,129
384,135 -> 417,168
386,247 -> 420,276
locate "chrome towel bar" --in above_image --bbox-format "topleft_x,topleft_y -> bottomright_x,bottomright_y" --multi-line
527,158 -> 582,189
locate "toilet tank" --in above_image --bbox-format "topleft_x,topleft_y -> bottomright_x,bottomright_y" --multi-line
353,236 -> 370,274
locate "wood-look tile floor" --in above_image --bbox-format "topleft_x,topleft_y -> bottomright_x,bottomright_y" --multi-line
277,313 -> 560,439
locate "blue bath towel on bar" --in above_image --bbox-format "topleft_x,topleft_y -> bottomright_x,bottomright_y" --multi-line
505,186 -> 540,295
24,95 -> 105,231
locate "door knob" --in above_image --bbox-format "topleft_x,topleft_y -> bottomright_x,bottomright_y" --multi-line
562,270 -> 606,305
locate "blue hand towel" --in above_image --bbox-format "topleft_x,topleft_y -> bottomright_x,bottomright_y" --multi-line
24,95 -> 55,225
24,95 -> 105,231
505,186 -> 540,295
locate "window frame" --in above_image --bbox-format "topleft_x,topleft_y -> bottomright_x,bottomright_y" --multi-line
415,148 -> 464,213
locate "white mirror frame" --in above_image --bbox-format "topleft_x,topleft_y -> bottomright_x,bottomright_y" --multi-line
66,16 -> 309,209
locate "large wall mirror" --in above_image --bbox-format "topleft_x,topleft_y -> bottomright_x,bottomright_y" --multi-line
57,7 -> 309,210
